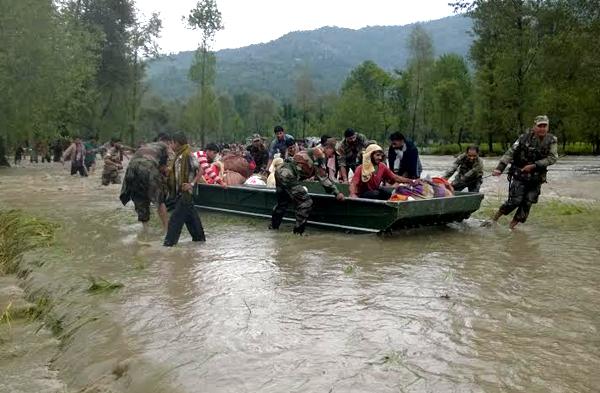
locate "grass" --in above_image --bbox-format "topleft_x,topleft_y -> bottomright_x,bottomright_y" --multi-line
86,276 -> 124,293
0,209 -> 58,275
0,302 -> 13,329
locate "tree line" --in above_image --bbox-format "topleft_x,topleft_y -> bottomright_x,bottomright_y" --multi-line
2,0 -> 600,166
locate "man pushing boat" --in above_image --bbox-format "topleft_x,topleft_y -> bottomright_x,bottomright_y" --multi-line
269,138 -> 345,235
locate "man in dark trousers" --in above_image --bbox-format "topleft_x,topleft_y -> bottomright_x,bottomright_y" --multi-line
387,132 -> 422,179
163,131 -> 206,247
491,115 -> 558,229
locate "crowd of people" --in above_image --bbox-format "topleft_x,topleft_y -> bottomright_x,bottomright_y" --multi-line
17,113 -> 556,242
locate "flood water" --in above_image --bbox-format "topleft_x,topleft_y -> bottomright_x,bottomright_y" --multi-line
1,156 -> 599,393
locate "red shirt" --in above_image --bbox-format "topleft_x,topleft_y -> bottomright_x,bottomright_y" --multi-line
351,164 -> 396,195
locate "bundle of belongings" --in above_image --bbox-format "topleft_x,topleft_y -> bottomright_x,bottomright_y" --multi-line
390,177 -> 454,201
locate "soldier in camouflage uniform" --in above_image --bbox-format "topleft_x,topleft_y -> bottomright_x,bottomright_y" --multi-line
120,133 -> 172,231
443,145 -> 484,192
101,140 -> 123,186
492,115 -> 558,229
338,128 -> 369,183
270,139 -> 345,235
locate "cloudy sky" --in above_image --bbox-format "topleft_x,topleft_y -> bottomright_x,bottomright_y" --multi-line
137,0 -> 456,53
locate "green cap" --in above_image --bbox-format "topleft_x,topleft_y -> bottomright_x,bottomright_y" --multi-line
535,115 -> 549,125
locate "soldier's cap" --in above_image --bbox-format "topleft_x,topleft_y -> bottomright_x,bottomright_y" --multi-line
535,115 -> 549,125
251,134 -> 262,142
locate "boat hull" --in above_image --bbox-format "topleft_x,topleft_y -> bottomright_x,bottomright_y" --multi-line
193,183 -> 484,233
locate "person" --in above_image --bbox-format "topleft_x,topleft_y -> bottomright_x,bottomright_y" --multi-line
350,144 -> 417,200
338,128 -> 369,183
62,136 -> 87,177
443,145 -> 484,192
270,139 -> 345,235
194,143 -> 226,186
318,135 -> 339,181
246,134 -> 269,173
267,125 -> 295,170
14,144 -> 24,165
491,115 -> 558,229
163,131 -> 206,247
285,137 -> 298,157
101,138 -> 124,186
387,132 -> 422,179
119,133 -> 171,232
84,137 -> 99,173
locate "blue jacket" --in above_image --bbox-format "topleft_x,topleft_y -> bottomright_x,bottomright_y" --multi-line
269,134 -> 294,158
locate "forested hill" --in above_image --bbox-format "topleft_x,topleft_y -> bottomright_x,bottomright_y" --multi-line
146,15 -> 473,101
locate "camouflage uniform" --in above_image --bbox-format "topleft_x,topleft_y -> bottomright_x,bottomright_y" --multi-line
101,146 -> 122,186
119,142 -> 169,223
495,131 -> 558,223
337,133 -> 369,173
271,148 -> 340,234
443,153 -> 484,192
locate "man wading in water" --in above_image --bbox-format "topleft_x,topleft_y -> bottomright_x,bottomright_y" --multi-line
491,115 -> 558,229
163,131 -> 206,247
270,139 -> 344,235
120,133 -> 171,232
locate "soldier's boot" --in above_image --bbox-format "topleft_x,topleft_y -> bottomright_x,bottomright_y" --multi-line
269,213 -> 284,230
491,210 -> 503,222
292,223 -> 306,235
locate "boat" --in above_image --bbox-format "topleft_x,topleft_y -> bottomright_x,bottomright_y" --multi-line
192,182 -> 484,233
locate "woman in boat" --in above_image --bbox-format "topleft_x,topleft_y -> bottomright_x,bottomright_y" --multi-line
350,144 -> 417,200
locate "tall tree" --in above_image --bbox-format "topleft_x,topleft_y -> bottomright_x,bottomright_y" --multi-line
406,24 -> 434,141
185,0 -> 224,145
430,54 -> 472,147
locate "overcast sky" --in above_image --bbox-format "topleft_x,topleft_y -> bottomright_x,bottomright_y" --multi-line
136,0 -> 456,53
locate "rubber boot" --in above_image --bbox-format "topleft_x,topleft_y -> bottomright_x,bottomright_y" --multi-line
293,223 -> 306,235
269,213 -> 284,230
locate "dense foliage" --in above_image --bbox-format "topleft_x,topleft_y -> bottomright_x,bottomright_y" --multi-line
2,1 -> 599,163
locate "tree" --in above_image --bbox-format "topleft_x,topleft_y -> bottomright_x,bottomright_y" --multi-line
185,0 -> 224,145
295,68 -> 315,139
0,0 -> 99,164
406,24 -> 434,141
430,54 -> 472,147
127,12 -> 162,145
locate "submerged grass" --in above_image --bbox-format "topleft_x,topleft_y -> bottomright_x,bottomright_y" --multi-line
86,276 -> 124,293
0,209 -> 58,275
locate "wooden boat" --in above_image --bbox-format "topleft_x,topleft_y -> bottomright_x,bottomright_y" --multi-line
193,182 -> 484,233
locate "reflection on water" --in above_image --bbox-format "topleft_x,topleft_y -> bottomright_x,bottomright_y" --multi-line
0,157 -> 599,392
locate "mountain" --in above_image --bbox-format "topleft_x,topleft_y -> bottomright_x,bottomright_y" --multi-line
146,15 -> 473,101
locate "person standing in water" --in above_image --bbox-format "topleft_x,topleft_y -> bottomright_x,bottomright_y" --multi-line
491,115 -> 558,229
163,131 -> 206,247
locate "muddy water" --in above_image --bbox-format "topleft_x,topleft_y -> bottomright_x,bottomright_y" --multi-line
1,157 -> 599,393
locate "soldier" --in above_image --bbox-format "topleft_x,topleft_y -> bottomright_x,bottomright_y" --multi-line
491,115 -> 558,229
119,133 -> 172,232
270,139 -> 345,235
101,139 -> 124,186
338,128 -> 369,183
443,145 -> 484,192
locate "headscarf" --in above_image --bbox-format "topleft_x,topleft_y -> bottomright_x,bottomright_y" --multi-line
167,143 -> 191,197
361,144 -> 384,182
